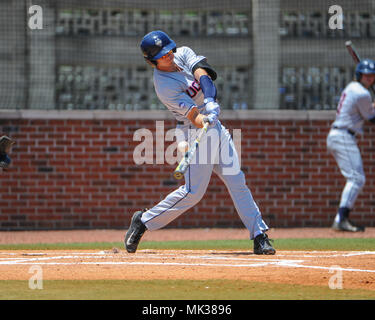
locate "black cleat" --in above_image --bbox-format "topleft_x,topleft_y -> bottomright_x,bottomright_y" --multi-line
253,233 -> 276,255
332,219 -> 365,232
124,209 -> 148,253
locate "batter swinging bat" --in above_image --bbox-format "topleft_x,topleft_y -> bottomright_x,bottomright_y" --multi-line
173,122 -> 209,180
345,40 -> 375,95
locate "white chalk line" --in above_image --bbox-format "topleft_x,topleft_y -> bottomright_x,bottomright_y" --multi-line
4,260 -> 375,273
0,254 -> 302,266
0,250 -> 374,258
0,251 -> 374,273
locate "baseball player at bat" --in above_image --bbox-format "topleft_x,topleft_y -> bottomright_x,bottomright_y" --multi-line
327,58 -> 375,232
124,30 -> 275,255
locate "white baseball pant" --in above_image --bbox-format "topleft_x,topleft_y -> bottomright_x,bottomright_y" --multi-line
141,121 -> 269,239
327,128 -> 366,210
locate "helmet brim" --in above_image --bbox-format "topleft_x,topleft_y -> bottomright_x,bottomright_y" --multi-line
152,41 -> 176,60
360,68 -> 375,75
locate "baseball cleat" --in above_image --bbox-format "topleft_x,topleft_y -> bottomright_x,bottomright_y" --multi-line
124,209 -> 148,253
253,233 -> 276,255
332,218 -> 365,232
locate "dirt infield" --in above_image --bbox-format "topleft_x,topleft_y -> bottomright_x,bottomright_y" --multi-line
0,249 -> 374,291
1,227 -> 375,244
0,228 -> 374,292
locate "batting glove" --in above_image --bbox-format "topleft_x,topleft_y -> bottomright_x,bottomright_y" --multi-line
203,112 -> 218,127
204,101 -> 220,117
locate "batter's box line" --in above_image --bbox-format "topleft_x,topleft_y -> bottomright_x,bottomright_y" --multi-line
0,254 -> 303,267
0,252 -> 306,267
133,254 -> 306,264
0,255 -> 110,265
3,259 -> 375,273
276,262 -> 375,273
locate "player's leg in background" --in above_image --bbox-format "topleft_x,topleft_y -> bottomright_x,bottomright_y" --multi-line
327,131 -> 365,222
212,123 -> 268,240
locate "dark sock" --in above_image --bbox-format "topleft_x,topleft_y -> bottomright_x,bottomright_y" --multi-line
338,207 -> 350,221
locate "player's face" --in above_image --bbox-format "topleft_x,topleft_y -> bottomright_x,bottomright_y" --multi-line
156,50 -> 174,67
361,74 -> 375,88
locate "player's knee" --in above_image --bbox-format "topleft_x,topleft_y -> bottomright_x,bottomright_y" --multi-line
183,191 -> 203,207
181,185 -> 205,206
356,175 -> 366,189
351,173 -> 366,189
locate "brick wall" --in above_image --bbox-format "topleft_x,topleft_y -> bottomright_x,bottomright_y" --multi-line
0,110 -> 374,230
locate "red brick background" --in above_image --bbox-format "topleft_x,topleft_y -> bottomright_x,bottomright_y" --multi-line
0,118 -> 374,230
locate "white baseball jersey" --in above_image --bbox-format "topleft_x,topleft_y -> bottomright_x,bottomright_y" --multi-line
332,81 -> 375,134
153,46 -> 206,122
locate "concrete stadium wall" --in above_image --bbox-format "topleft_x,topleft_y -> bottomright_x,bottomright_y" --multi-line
0,109 -> 374,230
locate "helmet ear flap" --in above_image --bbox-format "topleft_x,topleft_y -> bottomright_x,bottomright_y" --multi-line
143,56 -> 157,67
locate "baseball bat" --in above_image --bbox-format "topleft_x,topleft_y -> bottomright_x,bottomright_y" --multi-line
345,40 -> 375,95
173,122 -> 209,180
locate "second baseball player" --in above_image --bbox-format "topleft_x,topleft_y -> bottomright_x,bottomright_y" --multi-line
327,58 -> 375,232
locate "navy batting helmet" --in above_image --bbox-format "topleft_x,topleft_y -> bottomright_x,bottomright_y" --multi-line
140,30 -> 176,64
355,58 -> 375,80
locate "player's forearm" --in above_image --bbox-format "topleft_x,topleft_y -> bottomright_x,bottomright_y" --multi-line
194,114 -> 206,128
191,114 -> 206,128
186,107 -> 205,128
